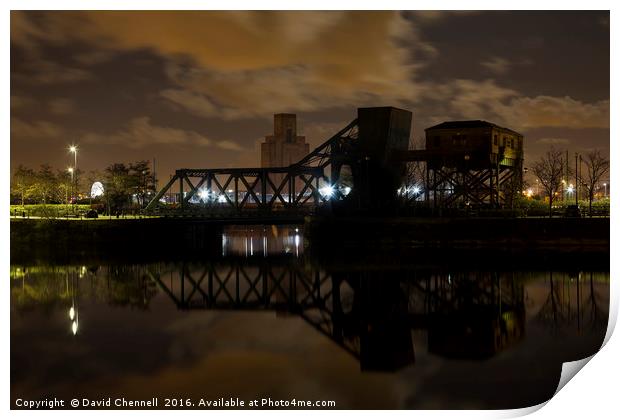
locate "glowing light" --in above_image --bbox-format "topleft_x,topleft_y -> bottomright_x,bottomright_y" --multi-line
69,145 -> 78,153
198,189 -> 210,200
567,185 -> 574,194
412,186 -> 421,195
69,306 -> 75,321
90,181 -> 104,198
319,185 -> 334,198
294,234 -> 300,257
342,186 -> 352,196
217,194 -> 227,203
72,321 -> 78,335
67,167 -> 74,174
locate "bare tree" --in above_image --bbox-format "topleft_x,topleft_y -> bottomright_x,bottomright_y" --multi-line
532,148 -> 564,217
580,150 -> 610,216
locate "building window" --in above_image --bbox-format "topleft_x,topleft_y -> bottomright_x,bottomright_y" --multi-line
433,136 -> 440,147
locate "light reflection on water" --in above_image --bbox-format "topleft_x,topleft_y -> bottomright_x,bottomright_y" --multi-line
222,225 -> 302,257
10,226 -> 610,409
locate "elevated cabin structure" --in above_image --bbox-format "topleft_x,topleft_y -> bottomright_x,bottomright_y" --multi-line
423,120 -> 524,208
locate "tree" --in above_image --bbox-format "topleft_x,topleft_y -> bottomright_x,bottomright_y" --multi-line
104,161 -> 158,212
104,163 -> 132,212
31,164 -> 59,204
11,165 -> 36,205
129,160 -> 157,207
55,169 -> 74,205
532,148 -> 564,217
580,150 -> 609,216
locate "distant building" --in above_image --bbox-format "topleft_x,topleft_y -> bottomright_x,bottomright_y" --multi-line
261,113 -> 309,168
261,114 -> 310,193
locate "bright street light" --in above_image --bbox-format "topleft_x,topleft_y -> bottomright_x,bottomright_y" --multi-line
319,185 -> 334,199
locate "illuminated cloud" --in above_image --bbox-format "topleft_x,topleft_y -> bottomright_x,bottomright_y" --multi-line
497,96 -> 609,129
12,11 -> 428,118
429,79 -> 609,131
11,118 -> 64,139
49,98 -> 75,115
481,57 -> 511,74
10,95 -> 37,110
81,116 -> 241,151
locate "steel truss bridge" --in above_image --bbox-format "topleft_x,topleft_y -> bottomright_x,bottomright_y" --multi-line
147,260 -> 525,370
144,120 -> 360,217
144,106 -> 525,217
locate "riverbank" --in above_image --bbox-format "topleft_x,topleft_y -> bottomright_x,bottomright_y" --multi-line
10,216 -> 609,266
305,216 -> 609,250
10,218 -> 223,264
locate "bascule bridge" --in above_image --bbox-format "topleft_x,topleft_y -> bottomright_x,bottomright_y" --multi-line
144,107 -> 524,217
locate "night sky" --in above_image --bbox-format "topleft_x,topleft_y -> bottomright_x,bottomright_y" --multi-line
10,11 -> 609,185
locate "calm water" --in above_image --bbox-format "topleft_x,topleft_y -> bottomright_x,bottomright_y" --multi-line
11,226 -> 609,409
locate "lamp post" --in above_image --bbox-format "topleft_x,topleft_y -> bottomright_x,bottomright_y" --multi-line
603,183 -> 607,198
575,153 -> 579,206
67,167 -> 74,212
69,145 -> 78,210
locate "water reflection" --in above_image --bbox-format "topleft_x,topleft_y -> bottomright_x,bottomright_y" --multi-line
222,225 -> 303,257
11,262 -> 608,372
10,227 -> 610,409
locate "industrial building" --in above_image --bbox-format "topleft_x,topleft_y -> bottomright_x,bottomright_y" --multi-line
261,114 -> 310,192
421,120 -> 524,208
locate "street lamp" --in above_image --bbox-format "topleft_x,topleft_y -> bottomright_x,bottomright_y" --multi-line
67,167 -> 74,207
603,183 -> 607,197
69,145 -> 78,208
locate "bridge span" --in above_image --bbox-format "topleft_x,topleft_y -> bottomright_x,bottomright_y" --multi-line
145,107 -> 412,217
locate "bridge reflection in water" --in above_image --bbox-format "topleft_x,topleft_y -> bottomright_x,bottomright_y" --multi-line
10,260 -> 608,376
147,261 -> 527,371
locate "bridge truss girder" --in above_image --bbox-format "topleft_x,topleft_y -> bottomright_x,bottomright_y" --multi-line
425,164 -> 522,209
145,120 -> 360,216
